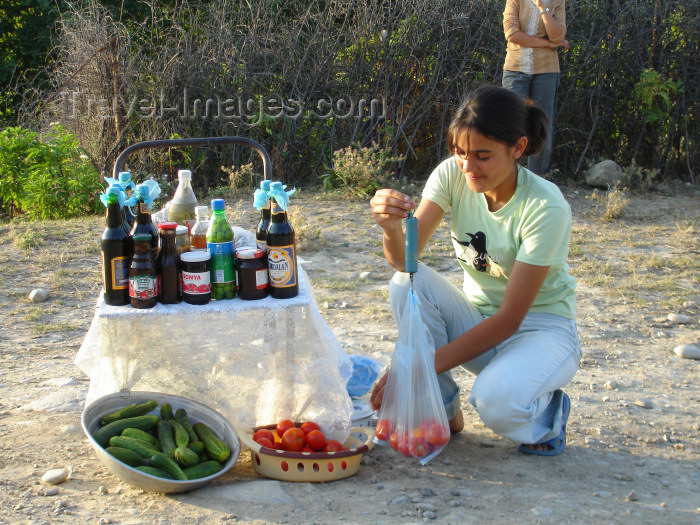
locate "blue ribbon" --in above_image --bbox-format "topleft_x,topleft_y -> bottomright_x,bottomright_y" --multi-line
134,180 -> 161,210
99,186 -> 125,208
103,177 -> 138,207
255,181 -> 296,211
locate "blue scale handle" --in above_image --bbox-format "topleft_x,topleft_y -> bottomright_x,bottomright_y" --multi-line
405,212 -> 418,274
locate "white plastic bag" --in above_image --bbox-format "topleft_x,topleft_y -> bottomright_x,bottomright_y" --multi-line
374,287 -> 450,464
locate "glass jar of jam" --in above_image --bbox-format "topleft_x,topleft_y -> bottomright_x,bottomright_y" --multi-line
235,248 -> 269,300
180,251 -> 211,305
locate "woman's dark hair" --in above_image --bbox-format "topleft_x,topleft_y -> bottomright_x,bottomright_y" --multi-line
447,85 -> 548,157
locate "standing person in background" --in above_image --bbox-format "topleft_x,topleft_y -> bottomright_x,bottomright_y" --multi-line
502,0 -> 569,175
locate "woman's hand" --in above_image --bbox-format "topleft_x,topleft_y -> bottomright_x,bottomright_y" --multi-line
370,371 -> 388,411
370,189 -> 415,233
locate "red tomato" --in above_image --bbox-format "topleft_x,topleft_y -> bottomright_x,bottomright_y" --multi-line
409,436 -> 428,458
375,419 -> 393,441
323,439 -> 343,452
276,419 -> 296,437
300,446 -> 315,453
389,431 -> 398,451
255,437 -> 274,448
397,435 -> 411,457
305,430 -> 326,451
253,429 -> 275,443
271,441 -> 283,450
280,427 -> 305,452
426,423 -> 450,448
299,421 -> 321,434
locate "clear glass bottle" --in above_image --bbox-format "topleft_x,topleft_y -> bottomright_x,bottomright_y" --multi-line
189,205 -> 210,251
168,169 -> 198,229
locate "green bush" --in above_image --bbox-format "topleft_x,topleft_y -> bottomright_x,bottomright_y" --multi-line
0,123 -> 103,220
323,143 -> 404,198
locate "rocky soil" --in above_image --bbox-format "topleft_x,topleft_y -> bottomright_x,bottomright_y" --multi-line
0,183 -> 699,524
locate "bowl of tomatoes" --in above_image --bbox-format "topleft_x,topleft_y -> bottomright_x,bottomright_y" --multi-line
238,419 -> 375,482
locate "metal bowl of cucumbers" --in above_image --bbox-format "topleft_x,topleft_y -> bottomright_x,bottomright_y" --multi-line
82,391 -> 240,493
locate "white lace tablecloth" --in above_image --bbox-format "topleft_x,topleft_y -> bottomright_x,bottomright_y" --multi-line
75,267 -> 354,440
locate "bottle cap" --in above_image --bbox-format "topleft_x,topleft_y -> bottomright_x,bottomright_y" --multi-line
236,248 -> 266,259
195,205 -> 209,218
158,221 -> 178,230
118,171 -> 131,183
211,199 -> 225,211
260,180 -> 272,191
178,169 -> 192,181
175,225 -> 188,235
133,233 -> 151,242
181,251 -> 211,263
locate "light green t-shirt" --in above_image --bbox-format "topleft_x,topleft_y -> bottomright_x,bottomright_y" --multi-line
422,158 -> 577,320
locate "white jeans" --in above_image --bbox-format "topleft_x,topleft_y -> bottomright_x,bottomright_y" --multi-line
390,263 -> 581,445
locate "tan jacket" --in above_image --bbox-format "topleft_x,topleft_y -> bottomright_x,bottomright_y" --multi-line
503,0 -> 566,74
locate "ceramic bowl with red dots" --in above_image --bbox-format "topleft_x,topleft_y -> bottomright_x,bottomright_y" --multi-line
237,424 -> 375,482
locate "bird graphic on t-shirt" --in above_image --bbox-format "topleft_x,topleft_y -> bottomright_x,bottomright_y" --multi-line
452,231 -> 508,279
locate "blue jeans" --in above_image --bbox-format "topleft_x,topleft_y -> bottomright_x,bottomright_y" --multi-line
389,263 -> 580,445
502,70 -> 559,175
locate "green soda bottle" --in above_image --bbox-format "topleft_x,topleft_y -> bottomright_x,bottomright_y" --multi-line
206,199 -> 236,300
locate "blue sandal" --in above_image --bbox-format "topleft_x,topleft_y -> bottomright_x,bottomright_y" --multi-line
518,392 -> 570,456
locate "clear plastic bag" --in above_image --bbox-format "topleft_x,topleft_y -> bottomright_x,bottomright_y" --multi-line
346,355 -> 383,398
374,287 -> 451,464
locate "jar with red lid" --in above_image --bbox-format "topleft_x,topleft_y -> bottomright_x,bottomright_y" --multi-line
235,248 -> 269,300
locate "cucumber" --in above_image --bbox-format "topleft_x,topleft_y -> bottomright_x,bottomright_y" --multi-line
106,446 -> 144,467
182,460 -> 221,480
135,466 -> 174,479
174,446 -> 200,468
100,400 -> 158,426
160,403 -> 175,420
150,452 -> 187,480
93,415 -> 160,448
109,436 -> 160,459
193,422 -> 230,462
170,420 -> 190,448
157,420 -> 177,457
121,427 -> 160,447
174,408 -> 198,443
188,440 -> 205,455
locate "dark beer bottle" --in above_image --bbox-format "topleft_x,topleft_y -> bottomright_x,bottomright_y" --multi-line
156,221 -> 181,304
266,181 -> 298,298
129,233 -> 157,309
118,171 -> 136,230
255,179 -> 272,250
130,184 -> 159,262
101,188 -> 133,305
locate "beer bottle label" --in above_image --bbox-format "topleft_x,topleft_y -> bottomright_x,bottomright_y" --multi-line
268,245 -> 297,287
182,270 -> 211,295
129,275 -> 156,299
207,241 -> 235,284
110,255 -> 130,290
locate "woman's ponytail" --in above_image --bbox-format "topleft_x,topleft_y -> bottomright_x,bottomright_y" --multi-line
523,100 -> 549,157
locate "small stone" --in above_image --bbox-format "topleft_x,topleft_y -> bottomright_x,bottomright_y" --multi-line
634,398 -> 654,409
44,487 -> 59,496
417,503 -> 436,512
423,510 -> 436,520
98,485 -> 108,495
674,344 -> 700,360
358,271 -> 371,280
29,288 -> 50,303
41,468 -> 68,485
626,491 -> 639,502
660,502 -> 666,507
340,301 -> 348,308
392,496 -> 411,505
614,473 -> 633,481
667,313 -> 690,324
100,519 -> 112,524
603,380 -> 618,389
421,488 -> 436,497
370,474 -> 377,484
323,301 -> 330,309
